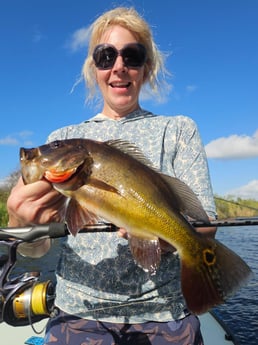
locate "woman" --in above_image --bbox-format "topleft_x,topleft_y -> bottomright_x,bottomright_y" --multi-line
7,7 -> 217,345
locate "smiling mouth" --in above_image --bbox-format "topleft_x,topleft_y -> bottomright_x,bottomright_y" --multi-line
110,82 -> 131,88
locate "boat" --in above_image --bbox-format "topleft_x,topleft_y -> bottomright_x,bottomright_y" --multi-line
200,311 -> 239,345
0,311 -> 238,344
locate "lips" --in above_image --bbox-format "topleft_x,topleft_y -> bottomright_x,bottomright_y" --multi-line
110,82 -> 131,88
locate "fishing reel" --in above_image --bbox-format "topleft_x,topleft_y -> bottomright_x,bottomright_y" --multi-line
0,222 -> 115,327
0,239 -> 56,326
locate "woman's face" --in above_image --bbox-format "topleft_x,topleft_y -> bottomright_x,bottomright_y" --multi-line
95,25 -> 145,119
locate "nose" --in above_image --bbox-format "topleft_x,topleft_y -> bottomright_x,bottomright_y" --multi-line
112,55 -> 127,72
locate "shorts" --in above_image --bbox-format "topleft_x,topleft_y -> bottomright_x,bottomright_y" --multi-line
44,309 -> 203,345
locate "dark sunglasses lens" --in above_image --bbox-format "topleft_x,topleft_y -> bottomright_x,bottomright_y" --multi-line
122,45 -> 146,67
93,46 -> 117,69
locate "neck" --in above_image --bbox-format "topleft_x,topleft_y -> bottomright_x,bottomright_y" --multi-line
101,105 -> 141,120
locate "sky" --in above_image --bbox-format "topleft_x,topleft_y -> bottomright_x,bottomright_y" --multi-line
0,0 -> 257,200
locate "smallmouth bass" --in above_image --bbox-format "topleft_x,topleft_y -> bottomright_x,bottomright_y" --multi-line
20,138 -> 252,314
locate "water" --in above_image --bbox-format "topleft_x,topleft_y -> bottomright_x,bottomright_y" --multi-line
0,226 -> 257,344
214,225 -> 258,345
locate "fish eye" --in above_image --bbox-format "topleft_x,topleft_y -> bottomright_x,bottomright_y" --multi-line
50,141 -> 62,149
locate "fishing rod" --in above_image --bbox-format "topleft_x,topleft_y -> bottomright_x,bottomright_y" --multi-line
1,217 -> 258,242
191,217 -> 258,228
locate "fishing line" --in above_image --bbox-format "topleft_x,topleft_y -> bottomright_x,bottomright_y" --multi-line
27,287 -> 46,335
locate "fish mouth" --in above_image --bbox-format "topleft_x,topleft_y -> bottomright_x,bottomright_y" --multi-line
44,167 -> 78,183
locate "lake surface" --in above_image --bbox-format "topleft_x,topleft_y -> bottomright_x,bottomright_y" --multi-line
0,225 -> 257,344
214,225 -> 258,345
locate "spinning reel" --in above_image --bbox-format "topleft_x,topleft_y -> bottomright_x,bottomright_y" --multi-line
0,223 -> 67,326
0,239 -> 55,326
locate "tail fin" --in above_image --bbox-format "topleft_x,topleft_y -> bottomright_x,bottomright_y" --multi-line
181,238 -> 252,314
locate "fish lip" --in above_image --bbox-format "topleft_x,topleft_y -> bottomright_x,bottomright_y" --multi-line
21,165 -> 45,184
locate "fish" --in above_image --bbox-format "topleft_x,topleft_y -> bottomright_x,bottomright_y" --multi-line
20,138 -> 252,314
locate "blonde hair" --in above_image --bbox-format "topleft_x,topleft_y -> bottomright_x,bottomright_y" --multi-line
82,7 -> 169,103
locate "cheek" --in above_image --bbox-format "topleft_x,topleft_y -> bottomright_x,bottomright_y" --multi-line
131,69 -> 145,85
96,70 -> 109,86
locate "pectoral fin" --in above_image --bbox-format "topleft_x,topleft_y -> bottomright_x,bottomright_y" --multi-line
88,177 -> 120,194
128,234 -> 161,275
65,198 -> 101,235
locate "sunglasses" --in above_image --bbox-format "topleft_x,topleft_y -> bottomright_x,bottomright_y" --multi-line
93,43 -> 147,70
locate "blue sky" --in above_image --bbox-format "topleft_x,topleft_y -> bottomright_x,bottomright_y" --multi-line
1,0 -> 258,200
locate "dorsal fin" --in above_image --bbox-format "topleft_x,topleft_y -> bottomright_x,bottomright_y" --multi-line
161,174 -> 210,223
106,140 -> 155,169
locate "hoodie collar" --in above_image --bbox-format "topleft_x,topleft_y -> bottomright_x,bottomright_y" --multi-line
87,109 -> 155,123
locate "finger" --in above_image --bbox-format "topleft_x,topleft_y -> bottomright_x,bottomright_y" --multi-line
117,228 -> 128,239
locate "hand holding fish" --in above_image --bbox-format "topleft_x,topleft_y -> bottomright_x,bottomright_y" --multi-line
7,176 -> 67,257
7,177 -> 67,227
